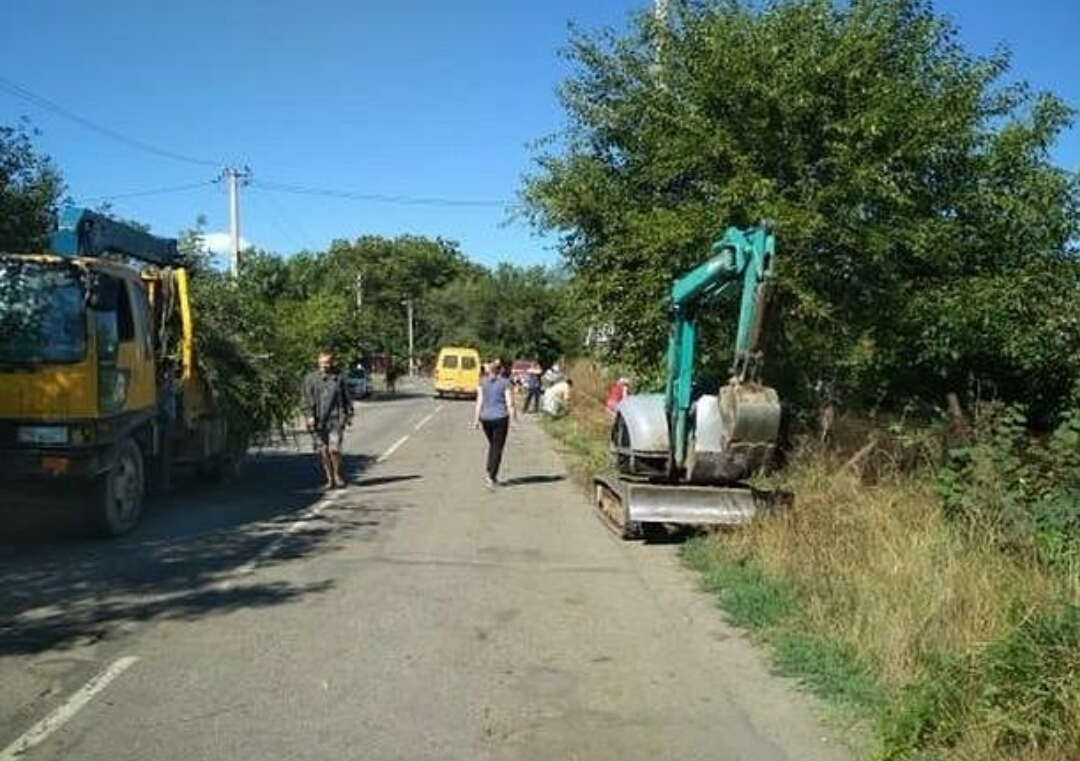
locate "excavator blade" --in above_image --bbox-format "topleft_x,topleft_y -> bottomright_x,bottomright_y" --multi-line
594,474 -> 790,539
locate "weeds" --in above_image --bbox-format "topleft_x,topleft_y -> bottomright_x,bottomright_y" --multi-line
544,360 -> 1080,760
939,405 -> 1080,568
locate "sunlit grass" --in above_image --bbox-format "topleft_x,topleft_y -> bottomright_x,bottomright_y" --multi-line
542,360 -> 1080,761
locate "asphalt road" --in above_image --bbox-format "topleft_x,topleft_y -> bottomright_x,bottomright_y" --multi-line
0,380 -> 851,761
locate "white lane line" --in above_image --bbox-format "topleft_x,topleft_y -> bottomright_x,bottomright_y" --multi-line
224,494 -> 340,584
224,406 -> 439,585
0,656 -> 139,761
376,435 -> 409,463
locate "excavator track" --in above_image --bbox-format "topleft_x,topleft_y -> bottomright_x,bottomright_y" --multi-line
594,476 -> 643,540
594,474 -> 791,541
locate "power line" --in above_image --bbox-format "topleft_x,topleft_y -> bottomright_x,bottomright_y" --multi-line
252,179 -> 509,208
75,180 -> 218,204
0,76 -> 222,168
247,185 -> 317,252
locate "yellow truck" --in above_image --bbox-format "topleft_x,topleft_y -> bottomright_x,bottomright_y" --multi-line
0,208 -> 236,535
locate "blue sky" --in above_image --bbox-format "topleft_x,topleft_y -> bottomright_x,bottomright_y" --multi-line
2,0 -> 1077,269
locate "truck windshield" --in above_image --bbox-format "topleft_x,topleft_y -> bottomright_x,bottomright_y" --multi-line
0,259 -> 87,364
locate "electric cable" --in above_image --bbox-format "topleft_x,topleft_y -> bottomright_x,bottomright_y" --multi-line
252,178 -> 508,208
245,186 -> 315,252
0,76 -> 222,168
76,180 -> 218,204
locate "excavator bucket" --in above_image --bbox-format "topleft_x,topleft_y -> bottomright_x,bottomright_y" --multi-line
594,474 -> 790,539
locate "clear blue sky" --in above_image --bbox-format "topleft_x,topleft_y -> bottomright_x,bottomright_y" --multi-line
2,0 -> 1077,269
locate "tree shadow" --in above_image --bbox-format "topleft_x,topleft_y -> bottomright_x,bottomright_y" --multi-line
352,474 -> 422,488
0,449 -> 388,656
361,391 -> 432,403
499,474 -> 567,487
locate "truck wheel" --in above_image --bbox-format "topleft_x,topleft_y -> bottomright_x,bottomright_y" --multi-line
95,438 -> 145,537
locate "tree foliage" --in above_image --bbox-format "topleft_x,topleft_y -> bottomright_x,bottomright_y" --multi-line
0,121 -> 65,253
522,0 -> 1080,418
253,235 -> 577,380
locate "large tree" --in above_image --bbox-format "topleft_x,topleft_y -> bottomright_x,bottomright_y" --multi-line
422,264 -> 578,365
523,0 -> 1080,416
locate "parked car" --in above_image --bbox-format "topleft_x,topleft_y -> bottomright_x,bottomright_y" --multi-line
345,366 -> 371,400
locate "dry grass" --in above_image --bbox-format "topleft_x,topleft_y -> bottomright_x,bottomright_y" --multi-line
706,445 -> 1079,760
545,359 -> 1079,760
724,457 -> 1065,686
539,359 -> 617,484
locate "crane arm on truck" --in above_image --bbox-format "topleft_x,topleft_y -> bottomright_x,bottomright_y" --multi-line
50,206 -> 181,266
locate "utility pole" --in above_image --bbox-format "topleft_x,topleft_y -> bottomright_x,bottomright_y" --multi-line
652,0 -> 669,76
402,298 -> 415,377
221,166 -> 251,277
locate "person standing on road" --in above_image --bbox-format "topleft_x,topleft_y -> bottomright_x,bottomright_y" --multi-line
523,360 -> 543,413
385,358 -> 398,394
472,357 -> 517,488
301,349 -> 353,490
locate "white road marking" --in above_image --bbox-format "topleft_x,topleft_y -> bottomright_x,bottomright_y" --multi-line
376,435 -> 409,463
412,404 -> 443,432
223,495 -> 339,584
223,406 -> 440,585
0,657 -> 139,761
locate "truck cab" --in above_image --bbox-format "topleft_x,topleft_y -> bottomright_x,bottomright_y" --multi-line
0,208 -> 229,535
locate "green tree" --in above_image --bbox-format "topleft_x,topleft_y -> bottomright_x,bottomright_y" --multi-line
522,0 -> 1080,417
0,121 -> 65,252
422,264 -> 577,364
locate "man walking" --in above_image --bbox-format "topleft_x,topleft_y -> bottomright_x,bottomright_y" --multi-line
302,349 -> 353,490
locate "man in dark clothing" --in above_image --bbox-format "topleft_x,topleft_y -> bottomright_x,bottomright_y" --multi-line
301,349 -> 353,489
523,360 -> 543,413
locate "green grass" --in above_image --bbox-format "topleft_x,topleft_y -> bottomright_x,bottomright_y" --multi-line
542,366 -> 1080,761
685,536 -> 886,719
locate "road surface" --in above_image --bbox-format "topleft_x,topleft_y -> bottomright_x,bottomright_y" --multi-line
0,379 -> 851,761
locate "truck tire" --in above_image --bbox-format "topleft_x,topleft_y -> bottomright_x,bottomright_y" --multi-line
94,438 -> 145,537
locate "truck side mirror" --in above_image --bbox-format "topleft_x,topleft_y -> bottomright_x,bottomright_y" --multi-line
86,273 -> 120,311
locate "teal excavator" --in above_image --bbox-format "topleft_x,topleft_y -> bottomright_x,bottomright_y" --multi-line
595,223 -> 785,538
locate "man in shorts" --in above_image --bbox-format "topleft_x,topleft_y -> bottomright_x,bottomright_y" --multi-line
301,349 -> 353,489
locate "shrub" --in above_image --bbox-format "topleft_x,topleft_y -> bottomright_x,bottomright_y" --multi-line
939,405 -> 1080,567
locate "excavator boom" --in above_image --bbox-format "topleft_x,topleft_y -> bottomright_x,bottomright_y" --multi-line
599,222 -> 786,538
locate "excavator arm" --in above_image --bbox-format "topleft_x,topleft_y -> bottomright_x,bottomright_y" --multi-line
665,223 -> 775,469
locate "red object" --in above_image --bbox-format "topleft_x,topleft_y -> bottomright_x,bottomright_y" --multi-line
605,380 -> 629,412
510,359 -> 533,385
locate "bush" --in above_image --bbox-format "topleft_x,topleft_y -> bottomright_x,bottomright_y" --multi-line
883,599 -> 1080,759
939,406 -> 1080,567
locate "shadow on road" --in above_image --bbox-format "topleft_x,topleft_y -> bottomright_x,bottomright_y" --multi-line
362,390 -> 432,403
500,474 -> 567,487
353,474 -> 421,488
0,448 -> 407,656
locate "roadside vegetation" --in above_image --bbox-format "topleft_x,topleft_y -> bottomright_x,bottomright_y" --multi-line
3,1 -> 1078,757
526,2 -> 1079,760
545,365 -> 1079,761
